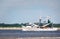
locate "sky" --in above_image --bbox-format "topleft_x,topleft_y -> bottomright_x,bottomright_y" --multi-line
0,0 -> 60,24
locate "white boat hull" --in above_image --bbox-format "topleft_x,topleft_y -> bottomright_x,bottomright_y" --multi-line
22,28 -> 58,31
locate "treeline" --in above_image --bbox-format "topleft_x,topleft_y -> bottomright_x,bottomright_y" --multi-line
53,24 -> 60,27
0,23 -> 22,27
0,23 -> 60,27
0,23 -> 29,27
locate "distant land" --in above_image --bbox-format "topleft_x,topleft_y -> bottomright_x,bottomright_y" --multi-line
0,23 -> 60,28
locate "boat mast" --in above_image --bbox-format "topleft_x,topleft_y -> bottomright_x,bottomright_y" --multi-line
39,16 -> 42,26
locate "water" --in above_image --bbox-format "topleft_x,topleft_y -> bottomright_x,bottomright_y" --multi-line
0,30 -> 60,37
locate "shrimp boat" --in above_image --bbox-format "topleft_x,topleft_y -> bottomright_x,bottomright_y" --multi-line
22,16 -> 58,31
22,23 -> 58,31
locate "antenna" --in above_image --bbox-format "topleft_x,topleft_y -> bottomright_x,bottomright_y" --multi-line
47,16 -> 51,19
39,16 -> 42,19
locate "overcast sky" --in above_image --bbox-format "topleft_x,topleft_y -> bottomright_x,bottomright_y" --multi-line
0,0 -> 60,24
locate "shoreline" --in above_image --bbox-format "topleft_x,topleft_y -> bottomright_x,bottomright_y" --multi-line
0,27 -> 22,30
0,27 -> 60,30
